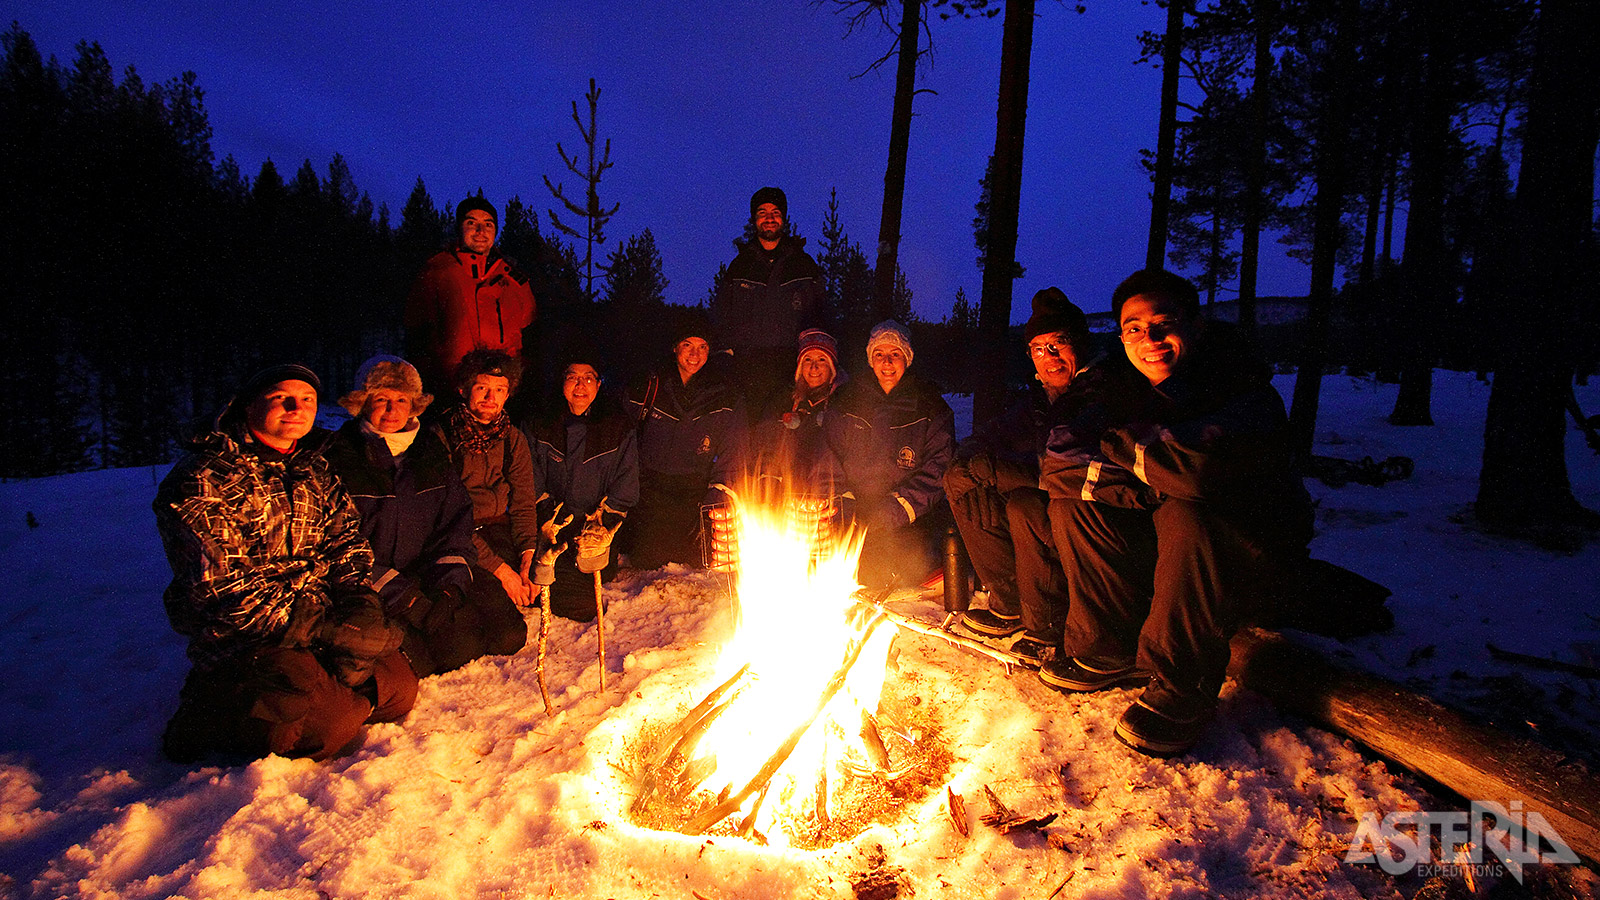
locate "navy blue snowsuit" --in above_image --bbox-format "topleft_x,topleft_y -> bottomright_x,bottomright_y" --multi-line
622,360 -> 747,569
324,421 -> 527,676
827,372 -> 955,587
526,399 -> 640,620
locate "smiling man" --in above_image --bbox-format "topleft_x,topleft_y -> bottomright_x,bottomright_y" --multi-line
154,364 -> 417,763
711,186 -> 825,412
404,197 -> 537,397
1040,270 -> 1312,758
945,288 -> 1091,667
623,312 -> 746,570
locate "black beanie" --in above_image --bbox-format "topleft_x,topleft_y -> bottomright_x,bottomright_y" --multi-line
750,186 -> 787,220
1111,269 -> 1200,319
672,309 -> 714,347
220,363 -> 320,426
1023,287 -> 1089,345
455,195 -> 498,226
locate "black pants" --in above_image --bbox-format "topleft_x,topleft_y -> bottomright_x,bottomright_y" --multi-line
857,500 -> 952,590
399,573 -> 528,677
164,647 -> 416,763
952,486 -> 1067,640
620,471 -> 707,570
1050,497 -> 1278,706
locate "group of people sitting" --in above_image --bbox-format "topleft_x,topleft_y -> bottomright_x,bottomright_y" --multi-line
152,189 -> 1313,764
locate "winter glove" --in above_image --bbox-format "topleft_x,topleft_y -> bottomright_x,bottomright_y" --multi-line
279,592 -> 329,649
533,497 -> 574,586
319,592 -> 404,688
954,485 -> 1007,532
865,496 -> 913,530
420,585 -> 465,633
966,451 -> 998,488
576,497 -> 626,574
943,460 -> 980,502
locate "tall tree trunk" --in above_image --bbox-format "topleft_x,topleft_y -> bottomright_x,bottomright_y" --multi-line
1389,0 -> 1452,427
1145,0 -> 1187,270
1287,11 -> 1353,458
872,0 -> 921,325
1478,0 -> 1600,527
974,0 -> 1036,427
1236,0 -> 1274,346
1359,135 -> 1383,284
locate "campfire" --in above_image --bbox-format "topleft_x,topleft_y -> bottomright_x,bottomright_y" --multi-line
627,491 -> 953,847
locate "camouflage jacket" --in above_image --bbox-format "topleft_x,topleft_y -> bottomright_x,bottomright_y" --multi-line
154,425 -> 374,670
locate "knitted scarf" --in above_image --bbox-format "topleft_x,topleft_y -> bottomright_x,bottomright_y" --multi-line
444,406 -> 510,454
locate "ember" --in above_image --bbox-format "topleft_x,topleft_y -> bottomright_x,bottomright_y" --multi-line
627,491 -> 953,846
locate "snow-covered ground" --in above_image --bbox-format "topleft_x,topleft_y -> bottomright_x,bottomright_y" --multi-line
2,371 -> 1597,899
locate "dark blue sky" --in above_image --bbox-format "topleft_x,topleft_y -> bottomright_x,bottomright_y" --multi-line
16,0 -> 1313,322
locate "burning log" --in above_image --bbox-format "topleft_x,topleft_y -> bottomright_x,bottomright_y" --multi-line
978,784 -> 1057,834
946,787 -> 970,837
1228,626 -> 1600,865
685,611 -> 890,834
630,664 -> 753,815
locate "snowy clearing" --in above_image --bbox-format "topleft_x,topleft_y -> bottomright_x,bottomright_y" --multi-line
2,371 -> 1598,899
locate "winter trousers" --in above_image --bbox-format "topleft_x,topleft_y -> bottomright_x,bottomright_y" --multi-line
952,486 -> 1068,640
620,471 -> 707,570
163,647 -> 417,763
1051,497 -> 1276,706
857,501 -> 952,590
398,574 -> 528,678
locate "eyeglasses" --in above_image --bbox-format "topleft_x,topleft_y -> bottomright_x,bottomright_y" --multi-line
1028,342 -> 1069,359
1119,320 -> 1181,344
563,374 -> 599,386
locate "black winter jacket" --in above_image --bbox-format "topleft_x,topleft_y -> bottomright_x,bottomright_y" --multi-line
625,361 -> 746,487
712,236 -> 825,354
154,424 -> 376,670
527,398 -> 641,541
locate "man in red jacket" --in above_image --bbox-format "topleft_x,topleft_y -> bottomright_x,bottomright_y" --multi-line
404,197 -> 537,397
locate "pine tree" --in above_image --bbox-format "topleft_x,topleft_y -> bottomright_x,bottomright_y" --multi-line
543,78 -> 618,301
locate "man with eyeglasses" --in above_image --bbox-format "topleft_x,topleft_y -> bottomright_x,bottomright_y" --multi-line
945,288 -> 1093,667
404,196 -> 537,399
1038,269 -> 1312,758
526,352 -> 640,621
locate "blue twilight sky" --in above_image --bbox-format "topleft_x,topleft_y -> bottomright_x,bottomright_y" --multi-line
13,0 -> 1315,322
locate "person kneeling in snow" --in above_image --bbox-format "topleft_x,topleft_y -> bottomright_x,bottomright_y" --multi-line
526,352 -> 639,621
323,356 -> 527,678
1041,270 -> 1313,758
438,350 -> 543,607
827,321 -> 955,589
154,365 -> 417,763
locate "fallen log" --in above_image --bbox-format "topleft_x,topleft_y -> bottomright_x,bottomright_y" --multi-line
1485,642 -> 1600,680
1227,627 -> 1600,866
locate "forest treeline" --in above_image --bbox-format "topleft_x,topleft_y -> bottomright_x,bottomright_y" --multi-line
0,25 -> 964,479
3,0 -> 1597,525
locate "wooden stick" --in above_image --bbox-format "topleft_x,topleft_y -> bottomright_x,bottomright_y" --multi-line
536,585 -> 553,716
865,603 -> 1022,669
686,612 -> 889,834
630,666 -> 754,815
593,569 -> 607,691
